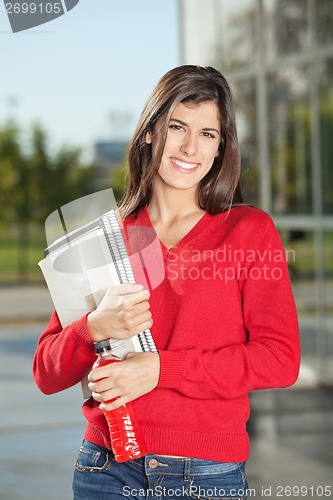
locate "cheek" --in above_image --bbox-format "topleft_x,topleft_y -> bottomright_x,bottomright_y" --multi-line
213,140 -> 221,158
206,147 -> 220,165
163,132 -> 179,153
203,140 -> 220,161
202,149 -> 219,174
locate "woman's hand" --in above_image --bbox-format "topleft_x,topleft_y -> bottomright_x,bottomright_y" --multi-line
87,351 -> 160,410
87,283 -> 153,342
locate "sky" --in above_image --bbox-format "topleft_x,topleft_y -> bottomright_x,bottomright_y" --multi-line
0,0 -> 180,160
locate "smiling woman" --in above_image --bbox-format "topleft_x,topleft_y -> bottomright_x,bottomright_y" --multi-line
33,65 -> 300,500
144,100 -> 222,248
121,65 -> 243,219
147,101 -> 220,191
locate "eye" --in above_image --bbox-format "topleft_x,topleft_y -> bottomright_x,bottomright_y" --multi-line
169,124 -> 184,131
201,132 -> 216,139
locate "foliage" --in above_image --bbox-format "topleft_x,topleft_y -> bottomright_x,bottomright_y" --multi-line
110,162 -> 127,202
0,122 -> 24,228
0,121 -> 96,281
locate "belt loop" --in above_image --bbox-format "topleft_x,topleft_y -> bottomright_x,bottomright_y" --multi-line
184,458 -> 191,481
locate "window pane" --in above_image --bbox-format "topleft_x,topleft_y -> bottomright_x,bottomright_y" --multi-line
268,67 -> 312,214
233,78 -> 259,205
315,0 -> 333,46
264,0 -> 310,62
324,231 -> 333,377
283,230 -> 317,371
214,0 -> 259,71
319,58 -> 333,215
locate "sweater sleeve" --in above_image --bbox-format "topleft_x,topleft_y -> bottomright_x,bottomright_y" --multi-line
32,311 -> 96,395
157,215 -> 301,399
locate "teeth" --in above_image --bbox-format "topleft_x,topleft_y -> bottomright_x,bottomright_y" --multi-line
173,158 -> 198,170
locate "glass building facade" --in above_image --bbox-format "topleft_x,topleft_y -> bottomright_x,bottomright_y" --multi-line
179,0 -> 333,383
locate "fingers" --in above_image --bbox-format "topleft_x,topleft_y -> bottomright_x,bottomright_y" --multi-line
87,282 -> 153,341
88,364 -> 115,383
118,308 -> 153,334
88,352 -> 160,409
90,387 -> 126,411
109,283 -> 143,296
101,284 -> 150,310
88,365 -> 129,410
118,289 -> 151,311
100,396 -> 128,411
92,388 -> 121,404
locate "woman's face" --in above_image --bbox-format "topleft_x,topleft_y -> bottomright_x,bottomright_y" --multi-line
146,100 -> 221,195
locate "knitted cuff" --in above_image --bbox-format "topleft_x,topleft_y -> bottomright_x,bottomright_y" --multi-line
158,349 -> 186,391
71,313 -> 95,354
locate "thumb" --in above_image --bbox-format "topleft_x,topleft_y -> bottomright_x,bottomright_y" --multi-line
125,352 -> 136,360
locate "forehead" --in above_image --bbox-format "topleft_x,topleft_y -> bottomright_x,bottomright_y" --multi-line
170,101 -> 221,126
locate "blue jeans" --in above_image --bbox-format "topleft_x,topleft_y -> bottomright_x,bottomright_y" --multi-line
73,439 -> 248,499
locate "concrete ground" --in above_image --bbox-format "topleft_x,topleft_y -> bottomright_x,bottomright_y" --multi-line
0,285 -> 332,499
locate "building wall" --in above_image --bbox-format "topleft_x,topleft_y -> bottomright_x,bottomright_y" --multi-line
179,0 -> 333,383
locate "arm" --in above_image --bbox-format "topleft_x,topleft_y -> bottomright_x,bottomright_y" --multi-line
157,215 -> 300,399
32,311 -> 95,395
32,283 -> 153,395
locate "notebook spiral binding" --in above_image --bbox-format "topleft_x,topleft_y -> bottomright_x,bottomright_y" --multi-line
100,210 -> 157,354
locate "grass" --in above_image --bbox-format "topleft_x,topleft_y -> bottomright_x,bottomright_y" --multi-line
0,232 -> 46,283
283,231 -> 333,279
0,226 -> 332,284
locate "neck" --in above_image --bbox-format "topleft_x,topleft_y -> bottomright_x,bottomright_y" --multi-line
148,182 -> 203,223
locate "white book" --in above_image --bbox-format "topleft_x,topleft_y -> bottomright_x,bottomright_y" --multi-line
39,208 -> 157,357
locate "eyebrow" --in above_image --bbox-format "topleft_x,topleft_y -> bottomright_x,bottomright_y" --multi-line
169,118 -> 220,135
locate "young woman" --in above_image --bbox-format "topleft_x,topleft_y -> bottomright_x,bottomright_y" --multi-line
33,65 -> 300,500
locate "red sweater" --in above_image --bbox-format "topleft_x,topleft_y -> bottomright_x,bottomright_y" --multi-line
33,205 -> 300,462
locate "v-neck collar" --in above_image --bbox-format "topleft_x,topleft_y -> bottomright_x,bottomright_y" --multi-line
140,204 -> 213,254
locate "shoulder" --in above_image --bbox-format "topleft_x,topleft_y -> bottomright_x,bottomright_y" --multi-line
210,205 -> 282,248
230,204 -> 271,220
228,205 -> 285,252
123,205 -> 149,227
216,204 -> 274,229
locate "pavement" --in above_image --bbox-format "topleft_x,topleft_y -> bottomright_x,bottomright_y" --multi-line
0,284 -> 332,499
0,284 -> 54,324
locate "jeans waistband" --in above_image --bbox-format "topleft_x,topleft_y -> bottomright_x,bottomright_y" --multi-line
142,454 -> 245,478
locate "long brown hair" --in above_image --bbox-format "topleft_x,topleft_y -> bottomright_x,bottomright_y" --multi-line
118,65 -> 243,219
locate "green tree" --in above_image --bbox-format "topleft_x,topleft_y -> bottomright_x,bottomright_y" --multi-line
110,162 -> 126,202
320,97 -> 333,214
0,121 -> 96,281
0,123 -> 24,229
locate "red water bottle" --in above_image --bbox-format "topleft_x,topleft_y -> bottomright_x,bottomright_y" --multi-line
93,339 -> 147,462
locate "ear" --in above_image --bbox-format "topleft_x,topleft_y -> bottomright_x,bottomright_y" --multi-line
146,130 -> 152,144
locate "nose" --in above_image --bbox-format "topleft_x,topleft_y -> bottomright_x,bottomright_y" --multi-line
180,132 -> 197,156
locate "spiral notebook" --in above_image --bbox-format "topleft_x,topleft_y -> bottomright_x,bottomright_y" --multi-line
39,208 -> 157,359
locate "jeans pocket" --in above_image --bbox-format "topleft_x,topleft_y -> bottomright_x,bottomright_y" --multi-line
188,462 -> 247,499
75,439 -> 112,473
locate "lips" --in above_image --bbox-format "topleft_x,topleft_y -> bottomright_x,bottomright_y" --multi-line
171,157 -> 200,173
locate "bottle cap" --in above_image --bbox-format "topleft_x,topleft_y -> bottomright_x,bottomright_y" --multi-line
94,339 -> 112,354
